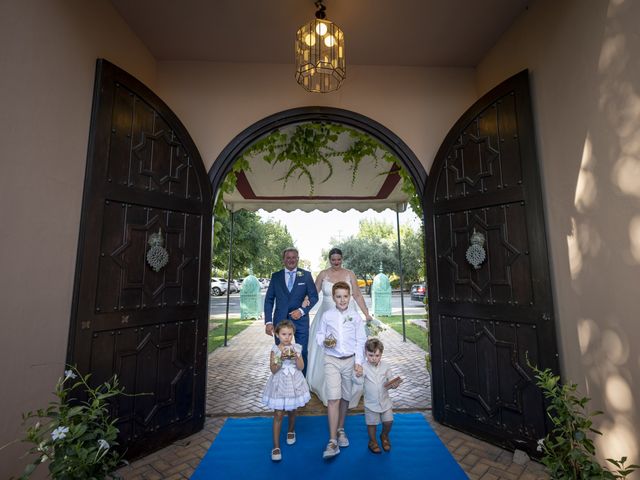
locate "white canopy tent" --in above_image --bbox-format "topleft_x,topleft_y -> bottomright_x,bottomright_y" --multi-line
222,156 -> 408,213
221,123 -> 409,213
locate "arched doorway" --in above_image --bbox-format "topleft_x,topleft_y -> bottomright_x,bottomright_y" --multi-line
205,107 -> 431,417
71,60 -> 557,464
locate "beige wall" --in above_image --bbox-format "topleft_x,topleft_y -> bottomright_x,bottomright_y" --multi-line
0,4 -> 479,475
155,62 -> 477,172
5,0 -> 637,475
478,0 -> 640,462
0,0 -> 156,475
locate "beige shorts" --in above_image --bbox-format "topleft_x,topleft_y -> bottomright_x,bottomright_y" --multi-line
365,407 -> 394,425
324,354 -> 355,401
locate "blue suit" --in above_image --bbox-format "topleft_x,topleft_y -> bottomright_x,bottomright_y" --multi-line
264,268 -> 318,375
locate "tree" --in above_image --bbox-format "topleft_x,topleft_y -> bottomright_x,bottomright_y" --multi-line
328,218 -> 425,287
357,219 -> 425,284
211,211 -> 294,278
358,219 -> 394,239
331,236 -> 395,288
254,220 -> 295,277
398,224 -> 425,284
212,211 -> 261,276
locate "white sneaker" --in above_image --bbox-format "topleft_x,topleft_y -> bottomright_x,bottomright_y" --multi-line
322,440 -> 340,459
337,429 -> 350,447
286,432 -> 296,445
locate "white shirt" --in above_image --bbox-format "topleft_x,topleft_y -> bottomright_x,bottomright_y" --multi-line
315,306 -> 366,366
352,359 -> 395,412
285,269 -> 297,282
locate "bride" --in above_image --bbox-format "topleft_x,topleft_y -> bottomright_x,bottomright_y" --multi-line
307,247 -> 373,406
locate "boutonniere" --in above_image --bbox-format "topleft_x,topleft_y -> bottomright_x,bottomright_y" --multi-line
296,271 -> 304,278
343,315 -> 353,324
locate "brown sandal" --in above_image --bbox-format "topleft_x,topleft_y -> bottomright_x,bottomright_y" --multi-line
368,440 -> 382,454
380,434 -> 391,452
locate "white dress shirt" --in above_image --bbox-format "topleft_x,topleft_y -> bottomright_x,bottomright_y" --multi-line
285,269 -> 297,283
315,306 -> 366,366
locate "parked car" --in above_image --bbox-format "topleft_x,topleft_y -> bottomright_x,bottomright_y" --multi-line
227,279 -> 240,293
258,278 -> 270,289
410,283 -> 426,302
210,277 -> 228,296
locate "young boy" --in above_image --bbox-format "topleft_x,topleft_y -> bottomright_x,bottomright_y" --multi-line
315,281 -> 367,459
353,338 -> 402,454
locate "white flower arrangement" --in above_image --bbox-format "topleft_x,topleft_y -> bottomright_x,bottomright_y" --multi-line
296,271 -> 304,277
365,317 -> 387,337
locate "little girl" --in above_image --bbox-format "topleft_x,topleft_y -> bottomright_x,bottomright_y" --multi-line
262,320 -> 311,461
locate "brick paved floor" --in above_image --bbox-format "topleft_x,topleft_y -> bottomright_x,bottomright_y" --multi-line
118,318 -> 549,479
205,318 -> 431,415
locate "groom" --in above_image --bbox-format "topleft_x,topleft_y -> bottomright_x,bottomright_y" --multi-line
264,247 -> 318,375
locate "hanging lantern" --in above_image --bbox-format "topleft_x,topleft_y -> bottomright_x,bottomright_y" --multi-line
295,0 -> 345,93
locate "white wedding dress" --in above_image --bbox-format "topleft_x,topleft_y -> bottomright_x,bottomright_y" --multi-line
306,278 -> 363,407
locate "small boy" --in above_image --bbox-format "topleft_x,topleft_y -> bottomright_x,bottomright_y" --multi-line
353,338 -> 402,454
315,281 -> 366,459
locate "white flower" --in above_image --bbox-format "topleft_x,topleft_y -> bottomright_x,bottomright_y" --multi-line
51,426 -> 69,441
97,439 -> 110,450
296,271 -> 304,277
536,438 -> 544,452
64,369 -> 77,380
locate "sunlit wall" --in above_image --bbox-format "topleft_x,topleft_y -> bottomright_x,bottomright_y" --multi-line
477,0 -> 640,463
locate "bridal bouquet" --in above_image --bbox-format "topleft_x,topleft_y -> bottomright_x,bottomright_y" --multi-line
365,318 -> 387,337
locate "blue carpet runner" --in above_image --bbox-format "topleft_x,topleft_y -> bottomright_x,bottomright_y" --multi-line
191,413 -> 468,479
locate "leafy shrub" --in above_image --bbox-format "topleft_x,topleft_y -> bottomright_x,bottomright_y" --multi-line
18,367 -> 125,479
531,364 -> 638,479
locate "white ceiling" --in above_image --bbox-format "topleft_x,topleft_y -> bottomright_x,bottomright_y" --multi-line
109,0 -> 529,67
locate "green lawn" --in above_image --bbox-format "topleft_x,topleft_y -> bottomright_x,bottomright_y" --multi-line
378,314 -> 429,351
208,317 -> 254,353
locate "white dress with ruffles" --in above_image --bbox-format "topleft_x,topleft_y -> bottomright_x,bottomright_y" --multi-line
262,343 -> 311,411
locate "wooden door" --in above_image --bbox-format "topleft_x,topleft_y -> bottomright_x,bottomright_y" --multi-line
424,70 -> 559,453
67,59 -> 212,458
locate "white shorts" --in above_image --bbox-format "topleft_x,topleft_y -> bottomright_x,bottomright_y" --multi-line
365,407 -> 394,425
324,354 -> 355,401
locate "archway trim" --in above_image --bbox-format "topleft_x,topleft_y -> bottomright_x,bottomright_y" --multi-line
207,107 -> 427,205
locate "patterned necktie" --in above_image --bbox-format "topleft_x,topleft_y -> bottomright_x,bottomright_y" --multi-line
287,271 -> 295,292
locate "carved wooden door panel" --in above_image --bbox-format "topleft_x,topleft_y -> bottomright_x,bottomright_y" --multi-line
67,59 -> 212,458
424,71 -> 559,453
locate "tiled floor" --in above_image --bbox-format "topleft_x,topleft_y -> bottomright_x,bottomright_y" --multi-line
118,318 -> 548,479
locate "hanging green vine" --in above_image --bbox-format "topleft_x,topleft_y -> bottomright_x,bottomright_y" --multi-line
214,122 -> 422,218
